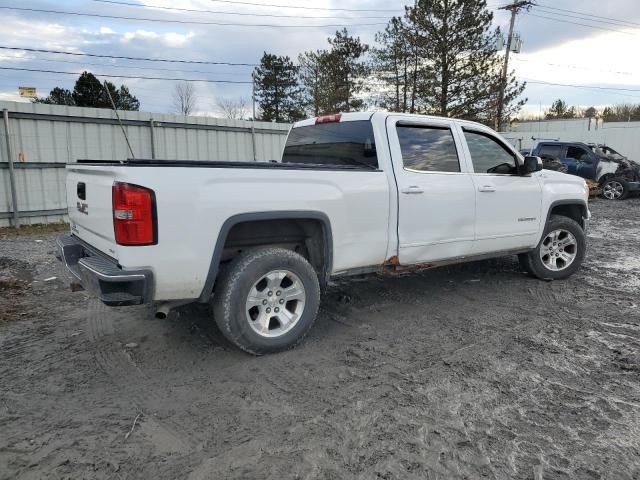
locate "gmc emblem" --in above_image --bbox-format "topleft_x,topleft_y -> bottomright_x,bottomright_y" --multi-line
77,201 -> 88,215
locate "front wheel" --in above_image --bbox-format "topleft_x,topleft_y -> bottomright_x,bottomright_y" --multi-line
212,247 -> 321,355
602,178 -> 629,200
519,215 -> 586,280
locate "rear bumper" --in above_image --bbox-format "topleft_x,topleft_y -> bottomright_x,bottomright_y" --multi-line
55,233 -> 153,306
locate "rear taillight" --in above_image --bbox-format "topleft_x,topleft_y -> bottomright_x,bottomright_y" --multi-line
315,114 -> 341,124
112,182 -> 157,246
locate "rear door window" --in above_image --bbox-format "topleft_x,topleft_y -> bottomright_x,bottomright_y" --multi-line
282,121 -> 378,169
396,125 -> 461,173
537,144 -> 562,159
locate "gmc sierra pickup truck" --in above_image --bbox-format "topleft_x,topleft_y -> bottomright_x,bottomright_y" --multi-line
57,112 -> 590,354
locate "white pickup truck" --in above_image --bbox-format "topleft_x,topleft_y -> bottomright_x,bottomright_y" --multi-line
57,112 -> 590,354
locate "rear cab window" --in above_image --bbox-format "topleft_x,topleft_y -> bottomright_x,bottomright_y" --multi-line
282,121 -> 378,169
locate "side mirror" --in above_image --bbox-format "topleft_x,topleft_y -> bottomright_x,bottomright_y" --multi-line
522,155 -> 543,175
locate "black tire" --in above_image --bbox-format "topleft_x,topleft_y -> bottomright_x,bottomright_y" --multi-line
601,177 -> 629,200
212,247 -> 321,355
520,215 -> 586,281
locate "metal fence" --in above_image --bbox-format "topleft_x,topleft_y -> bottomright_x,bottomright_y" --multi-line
0,101 -> 290,227
501,118 -> 640,159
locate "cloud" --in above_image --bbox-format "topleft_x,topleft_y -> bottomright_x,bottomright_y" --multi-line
514,28 -> 640,87
121,29 -> 195,47
1,0 -> 639,115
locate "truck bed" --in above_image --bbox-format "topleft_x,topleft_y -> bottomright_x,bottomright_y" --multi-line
65,161 -> 392,300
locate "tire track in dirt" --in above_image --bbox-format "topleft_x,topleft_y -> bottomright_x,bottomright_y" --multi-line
84,299 -> 198,453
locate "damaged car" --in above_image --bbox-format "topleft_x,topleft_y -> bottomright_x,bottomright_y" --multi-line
531,141 -> 640,200
520,149 -> 568,173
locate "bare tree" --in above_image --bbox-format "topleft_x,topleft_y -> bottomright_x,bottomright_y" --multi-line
216,97 -> 250,120
172,81 -> 197,115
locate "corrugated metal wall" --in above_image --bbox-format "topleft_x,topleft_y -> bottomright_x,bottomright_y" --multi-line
502,118 -> 640,160
0,101 -> 290,227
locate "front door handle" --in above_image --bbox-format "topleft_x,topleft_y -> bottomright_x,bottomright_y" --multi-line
401,186 -> 425,194
478,185 -> 496,193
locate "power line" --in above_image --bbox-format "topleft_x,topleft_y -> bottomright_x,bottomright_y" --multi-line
204,0 -> 404,12
0,66 -> 254,84
9,65 -> 639,95
90,0 -> 392,19
524,13 -> 637,35
534,6 -> 640,30
522,79 -> 640,96
0,6 -> 386,28
0,54 -> 249,77
0,46 -> 256,67
512,57 -> 633,76
534,2 -> 640,28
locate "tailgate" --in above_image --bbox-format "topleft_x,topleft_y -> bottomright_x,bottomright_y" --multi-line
66,165 -> 119,259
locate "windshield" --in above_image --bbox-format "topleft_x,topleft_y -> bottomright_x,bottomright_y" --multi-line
590,145 -> 626,160
282,121 -> 378,169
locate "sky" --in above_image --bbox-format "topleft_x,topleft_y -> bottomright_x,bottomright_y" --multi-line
1,0 -> 639,117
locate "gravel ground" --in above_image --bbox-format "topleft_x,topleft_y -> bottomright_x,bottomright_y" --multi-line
1,198 -> 639,479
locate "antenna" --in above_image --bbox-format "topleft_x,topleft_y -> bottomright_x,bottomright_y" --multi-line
102,80 -> 135,160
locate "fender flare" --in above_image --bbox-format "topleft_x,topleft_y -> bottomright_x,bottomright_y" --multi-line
544,199 -> 589,229
198,211 -> 333,302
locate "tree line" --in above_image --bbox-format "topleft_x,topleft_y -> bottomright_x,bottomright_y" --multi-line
31,0 -> 527,125
254,0 -> 525,128
35,71 -> 140,110
539,99 -> 640,123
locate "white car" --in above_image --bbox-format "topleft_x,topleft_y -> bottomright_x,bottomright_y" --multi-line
57,112 -> 590,354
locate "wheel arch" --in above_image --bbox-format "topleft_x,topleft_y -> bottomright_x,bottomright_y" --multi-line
545,200 -> 588,231
198,211 -> 333,302
598,173 -> 616,185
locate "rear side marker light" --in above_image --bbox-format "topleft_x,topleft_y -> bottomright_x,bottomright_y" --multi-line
315,114 -> 342,124
112,182 -> 157,246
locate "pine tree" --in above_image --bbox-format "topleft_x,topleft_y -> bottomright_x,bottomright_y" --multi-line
115,85 -> 140,111
371,17 -> 416,112
545,99 -> 579,119
34,72 -> 139,110
72,72 -> 111,108
35,87 -> 75,106
323,29 -> 370,113
253,53 -> 304,123
403,0 -> 525,123
299,30 -> 369,116
298,50 -> 331,117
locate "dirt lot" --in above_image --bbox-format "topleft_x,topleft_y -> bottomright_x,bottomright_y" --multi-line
1,199 -> 639,479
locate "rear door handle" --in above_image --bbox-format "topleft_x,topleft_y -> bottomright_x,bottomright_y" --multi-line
478,185 -> 496,193
401,186 -> 425,194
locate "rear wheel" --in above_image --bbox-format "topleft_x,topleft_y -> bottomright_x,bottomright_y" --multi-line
519,215 -> 586,280
602,177 -> 629,200
212,247 -> 320,355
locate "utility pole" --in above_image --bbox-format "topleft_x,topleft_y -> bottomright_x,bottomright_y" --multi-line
496,0 -> 535,132
251,71 -> 257,161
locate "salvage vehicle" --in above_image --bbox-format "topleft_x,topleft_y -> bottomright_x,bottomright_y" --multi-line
57,112 -> 590,354
531,141 -> 640,200
520,149 -> 568,173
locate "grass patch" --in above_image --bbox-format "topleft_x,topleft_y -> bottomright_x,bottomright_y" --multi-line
0,222 -> 69,238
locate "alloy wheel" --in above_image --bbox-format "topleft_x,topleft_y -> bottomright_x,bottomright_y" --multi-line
540,229 -> 578,271
603,180 -> 624,200
245,269 -> 306,338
